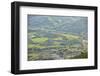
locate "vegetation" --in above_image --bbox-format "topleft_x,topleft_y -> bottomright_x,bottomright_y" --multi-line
28,15 -> 88,61
32,37 -> 48,43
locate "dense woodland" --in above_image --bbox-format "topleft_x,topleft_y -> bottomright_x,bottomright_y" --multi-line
28,15 -> 88,61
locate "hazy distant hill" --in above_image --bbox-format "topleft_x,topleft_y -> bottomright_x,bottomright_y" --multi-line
28,15 -> 88,36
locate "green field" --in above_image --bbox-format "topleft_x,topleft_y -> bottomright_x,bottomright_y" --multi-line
28,31 -> 88,61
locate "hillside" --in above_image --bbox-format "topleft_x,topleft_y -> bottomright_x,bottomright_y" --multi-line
28,15 -> 88,61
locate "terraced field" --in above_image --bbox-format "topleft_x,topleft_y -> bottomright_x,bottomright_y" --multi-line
28,31 -> 88,61
27,15 -> 88,61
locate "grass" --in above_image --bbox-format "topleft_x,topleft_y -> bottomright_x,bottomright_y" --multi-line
53,37 -> 62,40
32,37 -> 48,43
28,44 -> 46,49
28,44 -> 33,48
61,34 -> 80,40
53,42 -> 61,45
28,53 -> 39,61
70,51 -> 88,59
